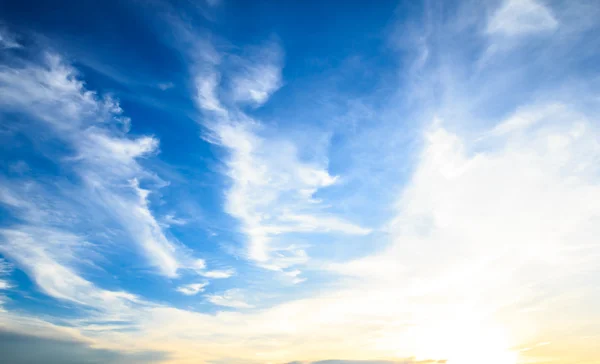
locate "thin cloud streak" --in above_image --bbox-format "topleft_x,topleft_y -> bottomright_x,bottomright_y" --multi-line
0,51 -> 225,279
186,37 -> 371,276
487,0 -> 558,36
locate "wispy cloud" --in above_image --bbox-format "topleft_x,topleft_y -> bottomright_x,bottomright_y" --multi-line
200,269 -> 235,279
205,289 -> 253,308
187,38 -> 370,275
0,227 -> 143,311
157,82 -> 174,91
205,0 -> 222,8
228,41 -> 283,107
487,0 -> 558,36
486,103 -> 568,137
0,51 -> 219,279
195,70 -> 226,113
0,258 -> 12,276
0,258 -> 11,291
213,120 -> 370,268
0,26 -> 21,49
176,282 -> 208,296
161,213 -> 189,227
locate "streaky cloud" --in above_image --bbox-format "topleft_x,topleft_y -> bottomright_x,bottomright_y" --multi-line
487,0 -> 558,36
176,282 -> 208,296
0,50 -> 219,278
205,288 -> 253,309
228,40 -> 284,107
188,38 -> 371,276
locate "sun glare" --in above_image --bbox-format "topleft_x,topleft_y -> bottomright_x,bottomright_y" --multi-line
409,316 -> 518,364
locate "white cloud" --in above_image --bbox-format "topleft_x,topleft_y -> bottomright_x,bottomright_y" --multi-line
283,269 -> 305,284
486,103 -> 568,137
0,280 -> 10,290
0,228 -> 142,314
279,213 -> 372,235
1,99 -> 599,360
190,41 -> 370,273
323,103 -> 600,362
215,121 -> 369,268
229,41 -> 283,107
120,102 -> 598,364
487,0 -> 558,36
0,51 -> 216,278
176,282 -> 208,295
0,54 -> 99,128
195,71 -> 226,114
0,254 -> 14,291
161,214 -> 188,227
0,258 -> 12,276
82,132 -> 158,165
200,269 -> 235,279
205,289 -> 253,308
108,180 -> 181,277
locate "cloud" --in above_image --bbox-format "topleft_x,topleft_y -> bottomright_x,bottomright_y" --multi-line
199,269 -> 235,279
176,282 -> 208,296
279,214 -> 372,235
486,103 -> 568,137
0,26 -> 21,49
188,39 -> 370,274
0,50 -> 216,278
487,0 -> 558,36
214,121 -> 369,267
157,82 -> 174,91
0,227 -> 143,311
205,0 -> 222,7
205,289 -> 253,308
324,102 -> 600,363
8,161 -> 29,175
228,41 -> 283,107
108,179 -> 181,277
161,214 -> 188,227
0,53 -> 102,126
195,71 -> 226,114
0,258 -> 12,276
116,100 -> 596,364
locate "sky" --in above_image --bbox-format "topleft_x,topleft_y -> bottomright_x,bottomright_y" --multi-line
0,0 -> 599,363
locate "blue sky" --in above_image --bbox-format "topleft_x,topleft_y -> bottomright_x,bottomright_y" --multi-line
0,0 -> 600,363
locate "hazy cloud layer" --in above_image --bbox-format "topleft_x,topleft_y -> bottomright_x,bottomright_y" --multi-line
0,330 -> 168,364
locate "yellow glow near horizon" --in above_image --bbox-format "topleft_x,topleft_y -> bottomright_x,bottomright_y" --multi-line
406,315 -> 518,364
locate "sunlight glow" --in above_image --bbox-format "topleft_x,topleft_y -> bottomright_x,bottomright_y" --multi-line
411,315 -> 518,364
